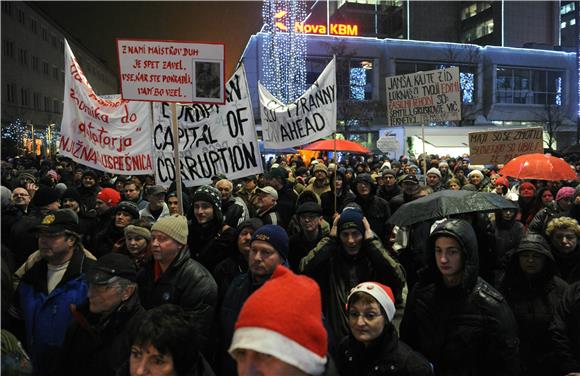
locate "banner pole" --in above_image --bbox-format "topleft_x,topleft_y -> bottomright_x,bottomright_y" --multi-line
421,122 -> 427,184
171,102 -> 184,215
333,132 -> 338,217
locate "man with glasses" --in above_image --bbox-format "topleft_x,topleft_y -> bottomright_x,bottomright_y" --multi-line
11,187 -> 31,215
55,253 -> 144,376
289,202 -> 328,273
13,209 -> 96,375
377,169 -> 401,203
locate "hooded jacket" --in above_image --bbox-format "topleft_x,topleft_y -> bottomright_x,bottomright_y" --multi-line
400,219 -> 520,376
320,169 -> 356,224
549,282 -> 580,375
499,234 -> 568,376
353,174 -> 392,242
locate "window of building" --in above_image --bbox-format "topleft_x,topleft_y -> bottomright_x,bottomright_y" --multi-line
33,92 -> 41,110
2,40 -> 14,58
395,60 -> 477,104
32,56 -> 39,71
461,18 -> 494,42
44,96 -> 50,112
561,2 -> 576,15
59,40 -> 64,52
29,18 -> 38,34
18,48 -> 28,66
571,18 -> 576,26
42,61 -> 49,75
52,66 -> 59,80
495,66 -> 564,105
2,1 -> 13,16
20,88 -> 30,107
461,2 -> 492,20
561,21 -> 567,29
18,8 -> 26,25
53,99 -> 60,113
51,34 -> 58,48
6,83 -> 17,104
42,27 -> 48,42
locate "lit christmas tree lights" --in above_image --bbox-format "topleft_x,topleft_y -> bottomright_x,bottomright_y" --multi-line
261,0 -> 307,103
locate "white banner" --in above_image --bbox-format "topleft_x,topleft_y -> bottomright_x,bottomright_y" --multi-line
60,40 -> 154,175
153,65 -> 263,187
260,57 -> 336,149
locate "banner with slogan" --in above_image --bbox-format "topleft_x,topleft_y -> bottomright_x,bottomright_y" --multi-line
260,57 -> 336,149
386,67 -> 461,125
60,40 -> 154,175
469,127 -> 544,165
153,64 -> 263,187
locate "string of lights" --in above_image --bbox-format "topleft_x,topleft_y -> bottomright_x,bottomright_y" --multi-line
261,0 -> 307,103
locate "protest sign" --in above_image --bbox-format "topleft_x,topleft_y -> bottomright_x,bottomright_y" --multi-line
260,57 -> 336,149
117,39 -> 225,104
376,136 -> 400,153
468,127 -> 544,165
386,67 -> 461,125
60,40 -> 153,175
153,65 -> 263,187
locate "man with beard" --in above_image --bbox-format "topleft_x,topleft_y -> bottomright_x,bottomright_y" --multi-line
219,224 -> 289,375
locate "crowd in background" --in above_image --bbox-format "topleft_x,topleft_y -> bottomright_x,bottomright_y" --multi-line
1,150 -> 580,376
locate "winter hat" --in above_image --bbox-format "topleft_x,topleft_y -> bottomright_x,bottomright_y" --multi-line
61,188 -> 81,204
97,188 -> 121,207
237,218 -> 263,233
354,173 -> 374,186
0,186 -> 11,210
467,170 -> 483,179
426,168 -> 442,178
81,170 -> 97,180
381,169 -> 396,177
439,161 -> 449,168
556,186 -> 575,201
229,266 -> 327,375
31,187 -> 61,208
380,161 -> 392,170
124,224 -> 152,241
313,163 -> 328,175
296,202 -> 322,216
348,282 -> 396,322
337,209 -> 365,235
495,176 -> 509,189
116,201 -> 140,219
519,182 -> 536,198
46,169 -> 59,182
54,183 -> 68,195
193,185 -> 222,209
151,214 -> 189,245
87,253 -> 137,284
252,224 -> 289,261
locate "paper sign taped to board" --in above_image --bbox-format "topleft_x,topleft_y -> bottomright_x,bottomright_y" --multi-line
386,67 -> 461,125
376,136 -> 400,153
117,39 -> 225,104
468,127 -> 544,165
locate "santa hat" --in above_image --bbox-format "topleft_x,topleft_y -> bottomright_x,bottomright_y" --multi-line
347,282 -> 396,322
229,266 -> 327,375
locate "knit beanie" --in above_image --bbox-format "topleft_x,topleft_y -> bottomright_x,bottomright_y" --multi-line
556,186 -> 575,201
151,214 -> 188,245
439,161 -> 449,168
519,182 -> 536,198
61,188 -> 81,204
31,187 -> 61,208
116,201 -> 140,219
338,209 -> 365,235
54,183 -> 68,195
354,173 -> 374,186
193,185 -> 223,222
97,188 -> 121,207
348,282 -> 396,322
82,170 -> 97,180
381,169 -> 396,177
467,170 -> 483,179
124,224 -> 152,241
252,224 -> 289,261
313,163 -> 328,175
46,169 -> 59,182
229,266 -> 328,375
426,168 -> 442,178
495,176 -> 509,189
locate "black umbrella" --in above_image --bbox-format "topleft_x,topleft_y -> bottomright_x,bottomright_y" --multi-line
388,190 -> 518,227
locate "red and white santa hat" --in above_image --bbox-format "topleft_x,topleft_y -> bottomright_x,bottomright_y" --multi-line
347,282 -> 396,322
229,265 -> 328,375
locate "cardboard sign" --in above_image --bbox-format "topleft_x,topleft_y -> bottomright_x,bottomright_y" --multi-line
117,39 -> 225,104
386,67 -> 461,125
260,57 -> 336,149
376,136 -> 400,153
468,127 -> 544,165
153,65 -> 263,187
60,40 -> 154,174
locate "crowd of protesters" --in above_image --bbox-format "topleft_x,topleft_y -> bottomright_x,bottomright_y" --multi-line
1,151 -> 579,376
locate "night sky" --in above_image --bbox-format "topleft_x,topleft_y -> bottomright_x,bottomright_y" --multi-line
34,1 -> 263,77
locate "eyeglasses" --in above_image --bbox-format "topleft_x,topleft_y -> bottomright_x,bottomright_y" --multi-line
347,310 -> 383,322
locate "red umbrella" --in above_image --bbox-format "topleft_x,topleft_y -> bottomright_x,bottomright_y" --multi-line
302,139 -> 370,154
499,153 -> 577,181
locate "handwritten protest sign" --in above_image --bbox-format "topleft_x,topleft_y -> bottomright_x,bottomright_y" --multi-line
60,40 -> 153,174
153,65 -> 263,187
376,136 -> 400,153
260,57 -> 336,149
386,67 -> 461,125
469,127 -> 544,165
117,39 -> 225,104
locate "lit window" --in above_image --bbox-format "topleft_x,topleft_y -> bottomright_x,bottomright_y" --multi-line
571,18 -> 576,26
561,21 -> 567,28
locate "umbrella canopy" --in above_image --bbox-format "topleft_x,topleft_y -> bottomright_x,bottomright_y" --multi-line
259,140 -> 297,154
388,190 -> 518,227
499,153 -> 576,181
302,139 -> 370,154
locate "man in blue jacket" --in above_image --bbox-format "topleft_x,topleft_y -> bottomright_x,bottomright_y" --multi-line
15,209 -> 95,375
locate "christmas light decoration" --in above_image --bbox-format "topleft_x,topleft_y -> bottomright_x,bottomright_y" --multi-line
261,0 -> 307,103
460,72 -> 474,104
350,67 -> 366,100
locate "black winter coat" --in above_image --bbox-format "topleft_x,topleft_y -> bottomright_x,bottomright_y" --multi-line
336,325 -> 433,376
549,282 -> 580,375
188,219 -> 237,275
354,194 -> 392,242
137,247 -> 217,351
400,219 -> 520,376
53,292 -> 145,376
275,182 -> 298,228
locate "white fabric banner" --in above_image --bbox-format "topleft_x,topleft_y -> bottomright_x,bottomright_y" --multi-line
153,64 -> 263,187
60,40 -> 154,174
260,57 -> 336,149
